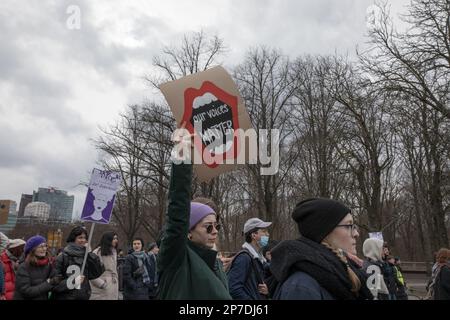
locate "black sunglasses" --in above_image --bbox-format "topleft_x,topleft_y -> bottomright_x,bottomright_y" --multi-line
204,223 -> 221,234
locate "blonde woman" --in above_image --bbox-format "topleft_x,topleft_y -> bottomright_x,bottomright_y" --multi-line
271,198 -> 367,300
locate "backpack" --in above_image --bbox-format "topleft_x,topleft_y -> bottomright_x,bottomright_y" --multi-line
226,249 -> 265,286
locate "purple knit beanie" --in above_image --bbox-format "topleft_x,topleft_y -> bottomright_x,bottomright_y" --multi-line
25,235 -> 46,256
190,202 -> 215,230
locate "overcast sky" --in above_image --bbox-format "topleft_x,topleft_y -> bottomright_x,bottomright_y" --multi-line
0,0 -> 410,220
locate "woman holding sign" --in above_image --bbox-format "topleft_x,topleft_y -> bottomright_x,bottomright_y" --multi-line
52,226 -> 104,300
157,126 -> 231,299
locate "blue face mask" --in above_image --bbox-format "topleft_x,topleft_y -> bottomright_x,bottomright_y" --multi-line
258,235 -> 269,247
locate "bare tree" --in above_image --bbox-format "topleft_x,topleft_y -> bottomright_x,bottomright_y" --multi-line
233,46 -> 299,239
290,55 -> 351,200
329,57 -> 396,232
148,30 -> 227,88
360,0 -> 450,119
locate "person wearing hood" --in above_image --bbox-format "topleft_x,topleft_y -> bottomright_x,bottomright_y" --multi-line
157,127 -> 231,300
362,238 -> 390,300
52,226 -> 104,300
270,198 -> 366,300
227,218 -> 272,300
13,236 -> 61,300
1,238 -> 26,300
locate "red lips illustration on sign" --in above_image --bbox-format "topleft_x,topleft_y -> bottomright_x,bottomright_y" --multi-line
182,81 -> 240,168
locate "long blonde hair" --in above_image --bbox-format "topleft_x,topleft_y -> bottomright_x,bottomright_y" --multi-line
321,241 -> 361,295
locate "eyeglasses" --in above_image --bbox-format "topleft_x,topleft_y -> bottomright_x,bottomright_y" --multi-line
336,223 -> 359,233
203,223 -> 221,234
37,244 -> 48,249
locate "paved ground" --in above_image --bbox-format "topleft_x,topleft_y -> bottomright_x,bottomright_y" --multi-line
404,273 -> 428,300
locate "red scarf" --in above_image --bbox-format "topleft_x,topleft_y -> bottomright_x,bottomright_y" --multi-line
35,257 -> 49,267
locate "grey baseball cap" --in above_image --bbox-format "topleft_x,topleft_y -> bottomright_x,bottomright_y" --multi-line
243,218 -> 272,234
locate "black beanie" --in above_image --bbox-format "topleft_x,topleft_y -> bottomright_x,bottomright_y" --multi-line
292,198 -> 351,243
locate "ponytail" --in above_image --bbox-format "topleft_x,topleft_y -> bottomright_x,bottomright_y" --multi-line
321,241 -> 361,295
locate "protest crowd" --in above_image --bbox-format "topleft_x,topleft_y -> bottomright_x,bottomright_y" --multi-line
1,155 -> 449,301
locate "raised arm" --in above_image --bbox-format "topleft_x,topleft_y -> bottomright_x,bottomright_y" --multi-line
157,163 -> 192,272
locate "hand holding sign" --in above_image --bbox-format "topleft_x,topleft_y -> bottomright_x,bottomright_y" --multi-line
171,121 -> 197,163
161,66 -> 254,182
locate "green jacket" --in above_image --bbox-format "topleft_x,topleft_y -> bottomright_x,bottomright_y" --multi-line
157,163 -> 231,300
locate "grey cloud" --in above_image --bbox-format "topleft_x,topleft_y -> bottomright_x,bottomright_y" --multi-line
0,0 -> 410,216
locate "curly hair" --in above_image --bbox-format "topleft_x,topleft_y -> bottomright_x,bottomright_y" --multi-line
436,248 -> 450,264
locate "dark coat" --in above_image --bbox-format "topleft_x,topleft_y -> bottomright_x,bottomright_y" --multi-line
362,259 -> 390,300
52,244 -> 104,300
348,257 -> 374,300
157,163 -> 231,300
434,265 -> 450,300
147,253 -> 158,298
117,257 -> 125,292
274,270 -> 334,300
228,250 -> 268,300
13,261 -> 55,300
122,253 -> 152,300
270,237 -> 357,300
383,262 -> 398,295
393,265 -> 408,300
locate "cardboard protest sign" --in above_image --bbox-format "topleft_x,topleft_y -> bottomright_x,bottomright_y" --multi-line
80,169 -> 121,224
369,232 -> 384,242
160,66 -> 254,182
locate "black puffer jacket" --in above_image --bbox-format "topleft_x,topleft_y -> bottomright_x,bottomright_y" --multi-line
271,237 -> 358,300
52,243 -> 104,300
13,260 -> 55,300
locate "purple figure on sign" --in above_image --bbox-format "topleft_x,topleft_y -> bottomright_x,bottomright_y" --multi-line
81,169 -> 121,224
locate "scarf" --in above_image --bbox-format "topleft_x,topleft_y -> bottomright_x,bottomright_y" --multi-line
64,243 -> 86,257
271,237 -> 357,300
132,251 -> 151,285
242,242 -> 266,264
63,243 -> 87,267
35,257 -> 50,267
